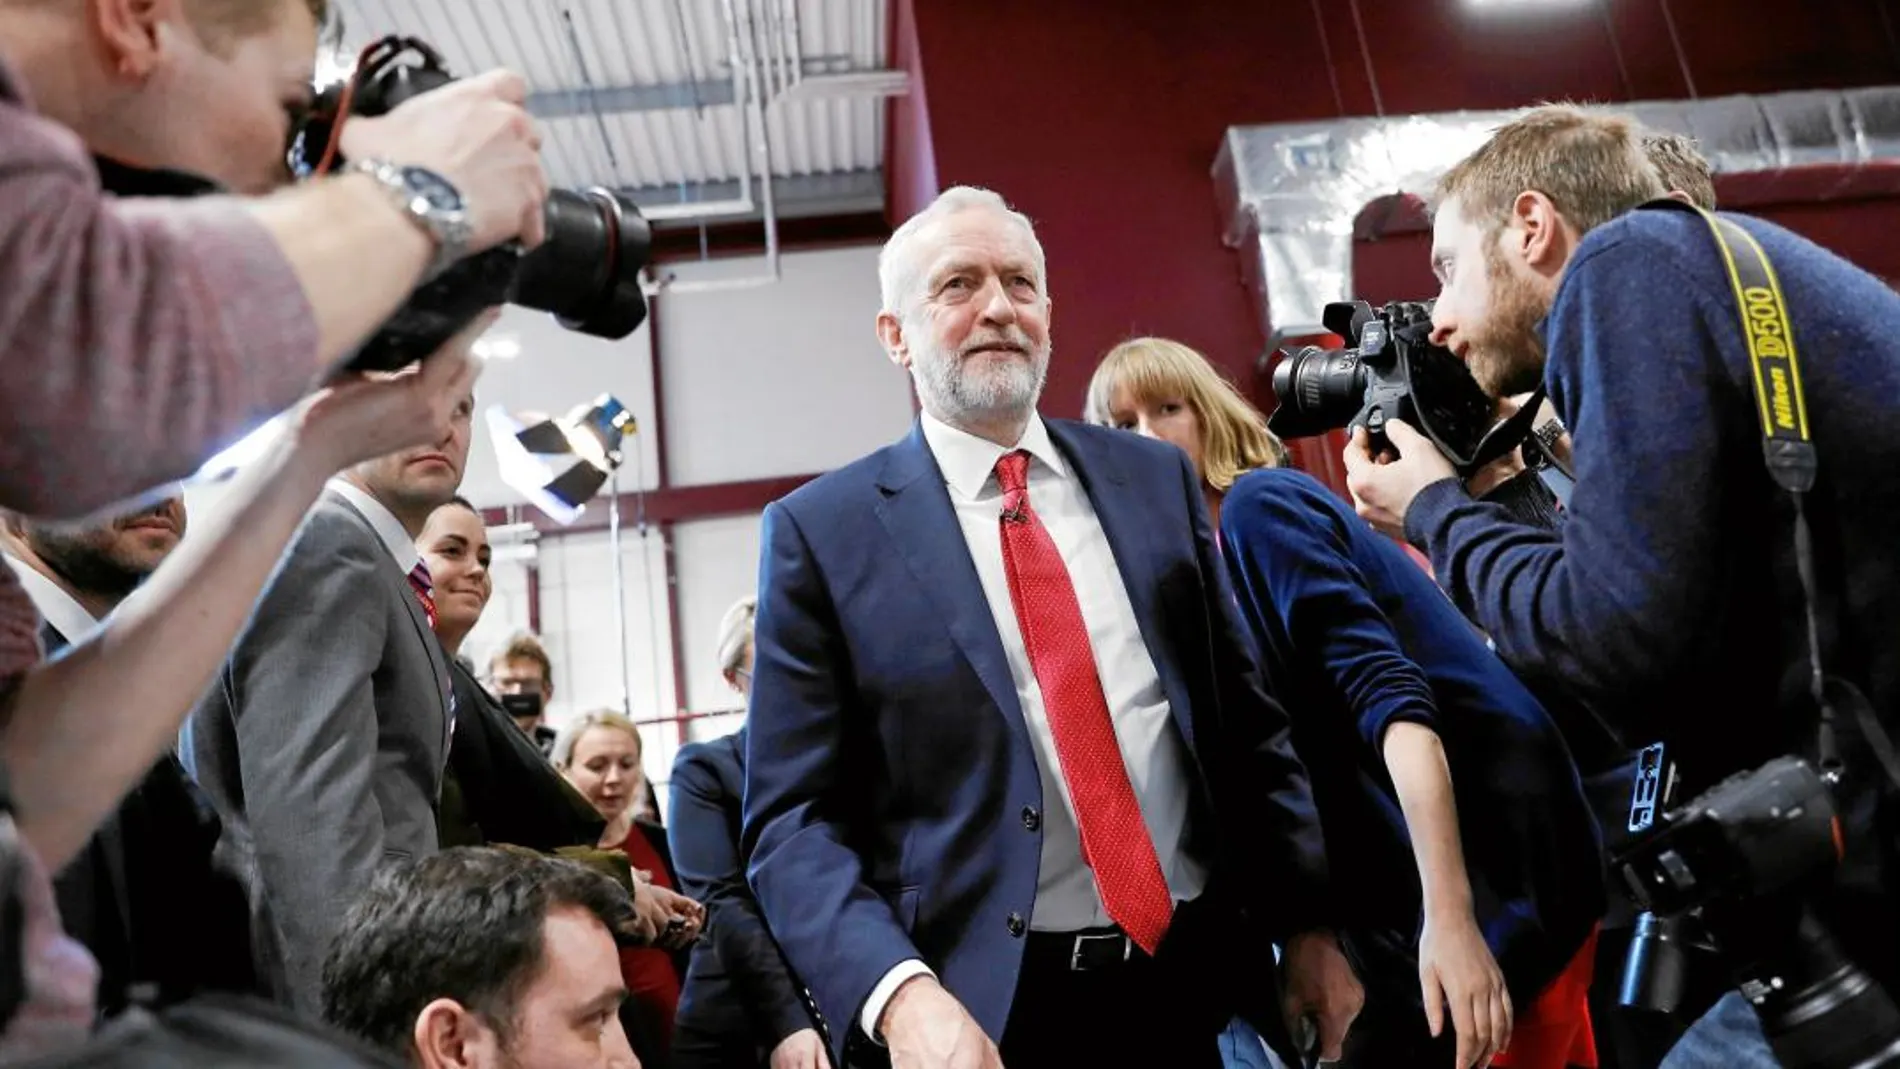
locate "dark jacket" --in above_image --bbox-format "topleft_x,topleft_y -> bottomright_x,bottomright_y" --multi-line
669,729 -> 822,1068
441,657 -> 605,852
1221,468 -> 1603,1005
43,622 -> 257,1015
742,419 -> 1328,1067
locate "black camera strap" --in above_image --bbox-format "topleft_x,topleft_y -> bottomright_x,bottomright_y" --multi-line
1649,199 -> 1900,792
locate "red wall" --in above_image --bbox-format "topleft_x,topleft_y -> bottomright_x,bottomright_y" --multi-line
900,0 -> 1900,424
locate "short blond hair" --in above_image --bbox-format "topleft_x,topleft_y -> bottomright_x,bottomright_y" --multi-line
550,710 -> 642,770
1435,104 -> 1667,237
714,596 -> 756,676
1642,131 -> 1717,210
1084,337 -> 1287,492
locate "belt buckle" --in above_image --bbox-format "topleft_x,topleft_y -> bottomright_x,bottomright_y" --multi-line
1068,932 -> 1131,972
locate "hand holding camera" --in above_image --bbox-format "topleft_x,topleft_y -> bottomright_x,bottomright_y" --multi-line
339,68 -> 549,254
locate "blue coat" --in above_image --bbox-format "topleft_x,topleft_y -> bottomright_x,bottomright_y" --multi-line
741,419 -> 1330,1066
1221,467 -> 1604,1003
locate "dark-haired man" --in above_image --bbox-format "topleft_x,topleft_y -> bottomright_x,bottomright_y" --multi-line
322,847 -> 639,1069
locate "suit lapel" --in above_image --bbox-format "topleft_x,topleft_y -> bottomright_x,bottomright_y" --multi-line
326,490 -> 455,758
397,582 -> 453,756
874,427 -> 1031,749
1044,422 -> 1197,753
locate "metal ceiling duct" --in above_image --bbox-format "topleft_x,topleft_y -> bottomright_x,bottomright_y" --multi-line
1214,86 -> 1900,348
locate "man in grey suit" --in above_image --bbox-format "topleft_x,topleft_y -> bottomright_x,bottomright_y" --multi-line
187,386 -> 477,1014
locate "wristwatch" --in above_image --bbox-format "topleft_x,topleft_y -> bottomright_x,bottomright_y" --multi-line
347,158 -> 472,280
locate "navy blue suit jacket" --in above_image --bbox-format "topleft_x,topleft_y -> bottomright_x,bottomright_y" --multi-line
741,419 -> 1329,1065
669,729 -> 823,1064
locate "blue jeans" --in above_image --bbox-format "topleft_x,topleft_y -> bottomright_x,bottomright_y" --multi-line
1219,1016 -> 1284,1069
1659,991 -> 1781,1069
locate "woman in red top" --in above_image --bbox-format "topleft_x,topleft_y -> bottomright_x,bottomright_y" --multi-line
556,710 -> 697,1069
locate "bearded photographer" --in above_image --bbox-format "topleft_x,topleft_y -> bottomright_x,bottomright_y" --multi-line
0,0 -> 548,513
1346,105 -> 1900,1067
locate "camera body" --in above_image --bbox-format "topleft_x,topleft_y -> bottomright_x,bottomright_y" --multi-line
1616,754 -> 1900,1067
1267,299 -> 1524,473
293,38 -> 654,371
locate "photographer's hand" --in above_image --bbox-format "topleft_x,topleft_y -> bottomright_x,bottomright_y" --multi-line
1344,420 -> 1458,540
339,68 -> 550,251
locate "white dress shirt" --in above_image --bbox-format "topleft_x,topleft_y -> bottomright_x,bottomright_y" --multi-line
326,478 -> 422,575
2,552 -> 98,644
861,412 -> 1206,1038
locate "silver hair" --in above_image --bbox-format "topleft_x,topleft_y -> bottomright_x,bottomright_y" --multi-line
714,595 -> 757,676
877,186 -> 1048,318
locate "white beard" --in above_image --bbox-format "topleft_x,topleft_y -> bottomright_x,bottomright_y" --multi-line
908,325 -> 1049,428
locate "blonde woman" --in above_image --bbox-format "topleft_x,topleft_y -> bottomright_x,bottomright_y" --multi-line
554,711 -> 700,1069
1087,338 -> 1603,1069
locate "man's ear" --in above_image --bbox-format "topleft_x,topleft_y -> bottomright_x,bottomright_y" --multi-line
1665,189 -> 1695,205
87,0 -> 174,81
412,998 -> 496,1069
876,311 -> 910,371
1508,190 -> 1573,273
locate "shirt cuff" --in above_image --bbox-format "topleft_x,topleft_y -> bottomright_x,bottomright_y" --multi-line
1402,476 -> 1471,552
860,959 -> 935,1044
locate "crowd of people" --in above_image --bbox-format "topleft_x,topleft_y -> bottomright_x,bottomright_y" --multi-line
2,1 -> 1899,1068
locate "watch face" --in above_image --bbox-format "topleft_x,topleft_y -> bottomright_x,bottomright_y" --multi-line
401,166 -> 464,213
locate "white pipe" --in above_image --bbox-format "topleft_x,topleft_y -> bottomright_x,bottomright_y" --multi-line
637,197 -> 760,221
714,0 -> 756,215
607,468 -> 632,719
780,0 -> 802,91
650,0 -> 783,296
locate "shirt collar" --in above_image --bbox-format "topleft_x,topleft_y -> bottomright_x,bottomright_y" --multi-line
3,553 -> 99,645
918,410 -> 1067,503
326,478 -> 423,575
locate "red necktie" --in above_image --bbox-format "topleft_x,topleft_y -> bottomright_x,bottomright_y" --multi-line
408,562 -> 438,630
994,450 -> 1173,953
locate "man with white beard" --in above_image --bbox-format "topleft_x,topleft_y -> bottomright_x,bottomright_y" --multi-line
741,186 -> 1361,1069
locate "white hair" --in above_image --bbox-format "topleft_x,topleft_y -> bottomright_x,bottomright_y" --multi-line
714,595 -> 757,676
877,186 -> 1047,318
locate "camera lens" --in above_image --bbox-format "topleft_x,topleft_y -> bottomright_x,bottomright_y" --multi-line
1746,911 -> 1900,1069
1621,912 -> 1693,1014
509,188 -> 653,340
1265,345 -> 1369,439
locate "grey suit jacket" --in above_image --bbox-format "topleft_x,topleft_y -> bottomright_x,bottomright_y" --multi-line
187,489 -> 452,1014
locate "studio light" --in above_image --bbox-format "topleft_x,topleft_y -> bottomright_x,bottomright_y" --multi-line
485,395 -> 636,526
488,394 -> 642,717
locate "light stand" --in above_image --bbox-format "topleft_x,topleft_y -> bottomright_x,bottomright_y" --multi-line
488,395 -> 640,718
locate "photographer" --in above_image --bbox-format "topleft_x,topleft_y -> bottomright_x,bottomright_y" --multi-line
1346,105 -> 1900,1066
0,0 -> 548,513
0,0 -> 545,865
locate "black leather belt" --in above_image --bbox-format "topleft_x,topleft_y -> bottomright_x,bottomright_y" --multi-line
1027,928 -> 1140,972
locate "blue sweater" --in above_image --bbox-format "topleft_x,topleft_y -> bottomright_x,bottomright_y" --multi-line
1220,467 -> 1603,1004
1404,207 -> 1900,988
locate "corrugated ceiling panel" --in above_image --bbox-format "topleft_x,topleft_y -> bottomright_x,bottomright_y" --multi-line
332,0 -> 888,195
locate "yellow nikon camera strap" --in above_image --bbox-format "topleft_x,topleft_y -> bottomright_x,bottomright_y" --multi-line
1642,199 -> 1900,788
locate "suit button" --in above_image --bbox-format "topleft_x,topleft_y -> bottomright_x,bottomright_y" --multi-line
1006,912 -> 1026,937
1021,805 -> 1040,831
